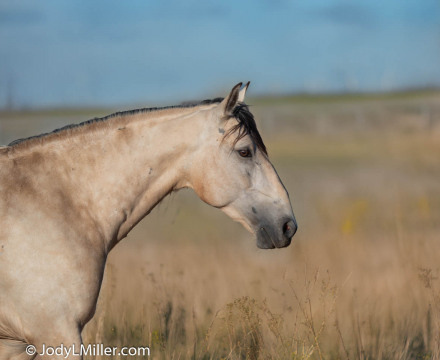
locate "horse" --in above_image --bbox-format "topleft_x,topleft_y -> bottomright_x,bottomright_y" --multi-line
0,82 -> 297,359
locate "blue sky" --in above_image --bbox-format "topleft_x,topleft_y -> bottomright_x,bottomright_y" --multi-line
0,0 -> 439,108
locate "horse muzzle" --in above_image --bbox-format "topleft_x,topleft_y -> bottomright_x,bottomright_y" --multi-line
256,217 -> 297,249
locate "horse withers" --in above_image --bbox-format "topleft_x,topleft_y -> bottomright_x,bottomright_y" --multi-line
0,82 -> 297,359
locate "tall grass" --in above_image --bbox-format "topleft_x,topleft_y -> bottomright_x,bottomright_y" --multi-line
82,224 -> 440,359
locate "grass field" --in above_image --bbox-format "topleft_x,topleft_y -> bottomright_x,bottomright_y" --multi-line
1,91 -> 440,359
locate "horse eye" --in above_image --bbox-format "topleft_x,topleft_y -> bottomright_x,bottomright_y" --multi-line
238,149 -> 252,158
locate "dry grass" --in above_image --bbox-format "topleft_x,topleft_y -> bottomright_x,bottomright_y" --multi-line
2,92 -> 440,359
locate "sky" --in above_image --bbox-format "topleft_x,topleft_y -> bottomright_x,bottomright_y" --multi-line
0,0 -> 439,108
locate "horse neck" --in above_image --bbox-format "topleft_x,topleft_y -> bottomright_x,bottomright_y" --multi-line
38,107 -> 208,252
100,108 -> 211,250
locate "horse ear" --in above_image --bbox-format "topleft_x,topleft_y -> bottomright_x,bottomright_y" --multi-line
221,82 -> 242,115
238,81 -> 250,102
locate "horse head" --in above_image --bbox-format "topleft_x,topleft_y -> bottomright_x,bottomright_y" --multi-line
189,82 -> 297,249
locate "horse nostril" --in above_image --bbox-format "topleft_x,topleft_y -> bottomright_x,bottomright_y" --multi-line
282,220 -> 297,239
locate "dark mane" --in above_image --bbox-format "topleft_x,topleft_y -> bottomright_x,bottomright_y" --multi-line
7,98 -> 224,147
225,103 -> 267,155
7,98 -> 266,154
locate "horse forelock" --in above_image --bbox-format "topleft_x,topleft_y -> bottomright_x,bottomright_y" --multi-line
225,103 -> 267,155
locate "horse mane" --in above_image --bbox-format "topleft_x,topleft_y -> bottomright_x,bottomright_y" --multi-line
7,98 -> 267,155
7,98 -> 224,147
